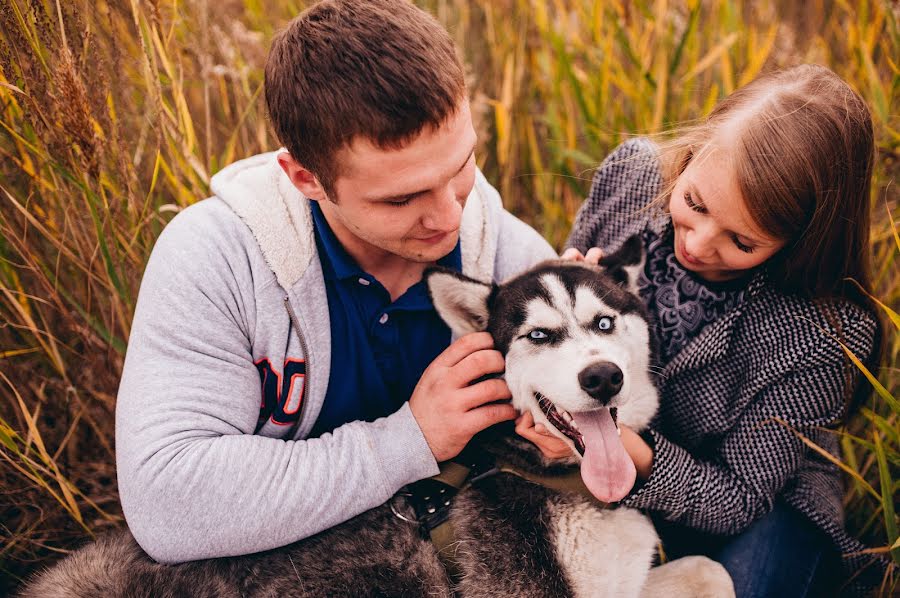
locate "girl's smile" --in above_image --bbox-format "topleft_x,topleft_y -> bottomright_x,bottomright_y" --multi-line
675,240 -> 706,266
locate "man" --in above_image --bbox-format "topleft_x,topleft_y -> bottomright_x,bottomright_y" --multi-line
116,0 -> 554,563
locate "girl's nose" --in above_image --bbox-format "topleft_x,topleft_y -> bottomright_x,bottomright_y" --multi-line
684,227 -> 716,259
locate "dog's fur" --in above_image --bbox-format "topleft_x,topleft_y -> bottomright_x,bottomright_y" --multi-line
21,239 -> 734,597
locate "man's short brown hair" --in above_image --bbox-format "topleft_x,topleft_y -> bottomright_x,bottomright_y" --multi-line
264,0 -> 466,197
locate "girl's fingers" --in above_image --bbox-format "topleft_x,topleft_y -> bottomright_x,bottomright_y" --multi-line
584,247 -> 603,264
515,410 -> 535,431
515,412 -> 555,437
561,247 -> 603,265
560,247 -> 585,261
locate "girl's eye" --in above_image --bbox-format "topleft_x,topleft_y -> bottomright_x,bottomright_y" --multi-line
597,317 -> 613,331
731,234 -> 755,254
389,197 -> 413,207
684,191 -> 706,214
528,329 -> 549,341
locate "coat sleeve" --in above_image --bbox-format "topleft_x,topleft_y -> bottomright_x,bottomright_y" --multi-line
116,200 -> 438,563
565,138 -> 663,255
621,310 -> 877,535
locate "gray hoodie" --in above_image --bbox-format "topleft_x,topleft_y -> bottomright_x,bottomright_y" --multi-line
116,150 -> 555,563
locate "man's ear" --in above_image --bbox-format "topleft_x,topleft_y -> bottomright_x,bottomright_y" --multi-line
597,234 -> 645,295
425,268 -> 495,336
277,152 -> 328,201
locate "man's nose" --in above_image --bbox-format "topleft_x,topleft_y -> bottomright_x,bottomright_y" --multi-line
422,187 -> 463,231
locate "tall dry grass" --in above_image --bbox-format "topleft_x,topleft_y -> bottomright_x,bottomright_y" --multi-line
1,0 -> 897,594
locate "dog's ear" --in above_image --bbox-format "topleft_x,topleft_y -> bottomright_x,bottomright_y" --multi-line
425,267 -> 495,336
597,234 -> 645,295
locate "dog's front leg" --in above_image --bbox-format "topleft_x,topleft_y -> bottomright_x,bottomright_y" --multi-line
547,504 -> 658,597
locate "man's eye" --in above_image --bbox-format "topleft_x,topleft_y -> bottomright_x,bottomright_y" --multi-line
596,316 -> 614,332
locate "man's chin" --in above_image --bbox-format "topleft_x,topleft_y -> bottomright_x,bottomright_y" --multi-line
406,232 -> 459,263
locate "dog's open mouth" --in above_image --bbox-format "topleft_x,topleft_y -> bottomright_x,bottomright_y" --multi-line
535,392 -> 634,503
536,392 -> 618,457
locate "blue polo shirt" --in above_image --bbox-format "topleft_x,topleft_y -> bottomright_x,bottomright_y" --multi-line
308,200 -> 462,438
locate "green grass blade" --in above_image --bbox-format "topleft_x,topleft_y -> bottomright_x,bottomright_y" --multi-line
874,431 -> 900,564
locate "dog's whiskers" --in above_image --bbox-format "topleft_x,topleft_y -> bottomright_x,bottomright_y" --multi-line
288,553 -> 302,583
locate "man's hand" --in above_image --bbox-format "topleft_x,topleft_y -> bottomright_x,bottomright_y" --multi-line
409,332 -> 517,462
560,246 -> 603,264
515,411 -> 572,459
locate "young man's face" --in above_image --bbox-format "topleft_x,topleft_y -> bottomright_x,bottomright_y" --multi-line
284,100 -> 478,265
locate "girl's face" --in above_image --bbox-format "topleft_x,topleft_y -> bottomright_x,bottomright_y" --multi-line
668,141 -> 785,282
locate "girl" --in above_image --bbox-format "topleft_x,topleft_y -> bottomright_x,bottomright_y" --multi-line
517,64 -> 885,596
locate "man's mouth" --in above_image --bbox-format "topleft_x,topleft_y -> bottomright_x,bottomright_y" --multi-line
535,392 -> 618,456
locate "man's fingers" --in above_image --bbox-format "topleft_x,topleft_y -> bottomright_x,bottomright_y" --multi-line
449,349 -> 506,388
460,378 -> 511,411
431,332 -> 495,369
466,403 -> 517,431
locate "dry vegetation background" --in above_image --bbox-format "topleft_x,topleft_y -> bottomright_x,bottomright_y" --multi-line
0,0 -> 897,594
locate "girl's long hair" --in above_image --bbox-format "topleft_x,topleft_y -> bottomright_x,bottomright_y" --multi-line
654,64 -> 882,413
658,64 -> 875,302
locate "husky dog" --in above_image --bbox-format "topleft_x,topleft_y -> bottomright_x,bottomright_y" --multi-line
21,239 -> 733,598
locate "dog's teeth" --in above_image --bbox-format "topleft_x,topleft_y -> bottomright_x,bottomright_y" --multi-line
559,411 -> 579,429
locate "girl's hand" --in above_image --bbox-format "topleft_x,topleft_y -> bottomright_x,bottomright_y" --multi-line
619,425 -> 653,480
561,247 -> 603,264
515,411 -> 572,459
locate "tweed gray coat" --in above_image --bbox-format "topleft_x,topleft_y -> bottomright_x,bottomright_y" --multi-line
566,138 -> 884,593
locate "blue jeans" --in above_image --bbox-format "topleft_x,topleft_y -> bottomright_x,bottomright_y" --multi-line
655,503 -> 830,598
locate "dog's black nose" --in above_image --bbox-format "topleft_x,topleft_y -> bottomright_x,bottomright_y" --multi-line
578,361 -> 623,403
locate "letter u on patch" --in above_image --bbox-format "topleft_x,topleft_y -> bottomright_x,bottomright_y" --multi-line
255,357 -> 306,427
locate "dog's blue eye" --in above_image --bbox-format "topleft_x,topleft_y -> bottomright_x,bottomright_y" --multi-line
597,317 -> 613,331
529,329 -> 549,340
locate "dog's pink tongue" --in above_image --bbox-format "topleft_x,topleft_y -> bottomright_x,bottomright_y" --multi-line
573,409 -> 635,502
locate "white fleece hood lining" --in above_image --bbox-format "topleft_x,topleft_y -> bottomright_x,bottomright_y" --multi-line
210,151 -> 496,290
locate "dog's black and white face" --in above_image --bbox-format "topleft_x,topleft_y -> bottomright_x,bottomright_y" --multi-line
425,238 -> 658,502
